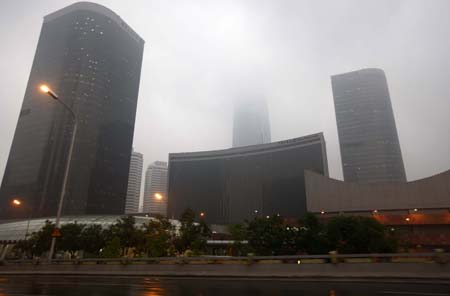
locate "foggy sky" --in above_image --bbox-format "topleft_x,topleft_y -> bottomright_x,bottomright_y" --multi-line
1,0 -> 449,193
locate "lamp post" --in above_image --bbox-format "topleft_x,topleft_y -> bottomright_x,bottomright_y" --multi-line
11,199 -> 31,239
40,84 -> 77,261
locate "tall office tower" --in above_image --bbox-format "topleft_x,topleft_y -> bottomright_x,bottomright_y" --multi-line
143,161 -> 168,216
0,2 -> 144,219
331,68 -> 406,183
125,151 -> 143,214
232,98 -> 271,147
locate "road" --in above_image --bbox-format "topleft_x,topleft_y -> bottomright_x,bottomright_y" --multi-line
0,276 -> 449,296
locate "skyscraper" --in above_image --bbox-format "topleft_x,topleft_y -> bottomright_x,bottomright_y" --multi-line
143,161 -> 168,216
232,98 -> 271,147
331,68 -> 406,183
0,2 -> 144,219
125,150 -> 143,214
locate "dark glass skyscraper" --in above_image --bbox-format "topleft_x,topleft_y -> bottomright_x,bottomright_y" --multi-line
331,68 -> 406,183
0,2 -> 144,219
232,98 -> 271,147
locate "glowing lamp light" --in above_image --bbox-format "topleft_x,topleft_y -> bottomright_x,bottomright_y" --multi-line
200,212 -> 205,217
405,217 -> 410,222
12,199 -> 21,206
40,84 -> 50,93
154,193 -> 163,200
320,211 -> 325,215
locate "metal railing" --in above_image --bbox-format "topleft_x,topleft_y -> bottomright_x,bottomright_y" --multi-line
1,252 -> 448,266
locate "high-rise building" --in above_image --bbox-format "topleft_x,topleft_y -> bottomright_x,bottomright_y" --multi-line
331,68 -> 406,183
0,2 -> 144,219
143,161 -> 168,216
232,98 -> 271,147
125,150 -> 143,214
168,133 -> 328,224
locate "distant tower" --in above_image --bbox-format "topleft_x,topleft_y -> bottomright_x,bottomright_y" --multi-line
232,98 -> 271,147
143,161 -> 168,216
0,2 -> 144,219
125,151 -> 143,214
331,68 -> 406,183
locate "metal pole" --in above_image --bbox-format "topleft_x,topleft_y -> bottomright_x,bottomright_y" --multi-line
25,208 -> 31,239
47,94 -> 77,261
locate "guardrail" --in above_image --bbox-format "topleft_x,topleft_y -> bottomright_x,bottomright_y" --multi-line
1,252 -> 448,266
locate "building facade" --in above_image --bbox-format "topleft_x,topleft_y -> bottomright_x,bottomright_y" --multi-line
0,2 -> 144,219
305,169 -> 450,249
125,151 -> 143,214
143,161 -> 168,216
168,133 -> 328,224
232,98 -> 271,147
331,68 -> 406,183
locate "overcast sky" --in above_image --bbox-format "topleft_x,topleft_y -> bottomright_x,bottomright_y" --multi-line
1,0 -> 449,188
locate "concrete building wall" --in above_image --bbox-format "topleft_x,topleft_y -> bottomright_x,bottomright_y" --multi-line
305,170 -> 450,214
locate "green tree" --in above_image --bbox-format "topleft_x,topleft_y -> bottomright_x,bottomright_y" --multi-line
79,224 -> 106,257
296,213 -> 329,254
326,215 -> 397,254
107,216 -> 141,256
227,223 -> 249,256
59,222 -> 85,258
140,215 -> 175,257
174,208 -> 211,255
100,237 -> 121,258
29,220 -> 54,257
246,215 -> 294,255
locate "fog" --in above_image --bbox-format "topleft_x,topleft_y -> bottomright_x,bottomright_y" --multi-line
0,0 -> 449,190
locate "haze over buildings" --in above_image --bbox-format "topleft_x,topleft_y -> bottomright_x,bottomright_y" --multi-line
332,68 -> 406,183
125,150 -> 143,214
232,98 -> 271,147
0,2 -> 144,219
143,161 -> 168,216
1,0 -> 450,196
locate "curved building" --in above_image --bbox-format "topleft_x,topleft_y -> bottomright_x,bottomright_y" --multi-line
331,68 -> 406,183
168,133 -> 328,224
0,2 -> 144,219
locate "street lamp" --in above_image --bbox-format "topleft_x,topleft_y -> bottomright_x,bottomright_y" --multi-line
40,84 -> 78,261
200,212 -> 205,218
154,193 -> 163,201
11,198 -> 31,239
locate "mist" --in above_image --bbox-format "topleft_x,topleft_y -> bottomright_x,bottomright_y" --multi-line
0,0 -> 449,188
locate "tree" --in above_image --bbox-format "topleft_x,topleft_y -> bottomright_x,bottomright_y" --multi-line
140,215 -> 175,257
174,208 -> 211,255
59,222 -> 85,258
29,220 -> 54,257
326,215 -> 397,254
227,223 -> 249,256
107,216 -> 141,256
79,224 -> 106,257
296,213 -> 329,254
246,215 -> 293,255
100,237 -> 121,258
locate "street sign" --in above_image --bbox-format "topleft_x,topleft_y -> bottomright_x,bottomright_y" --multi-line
51,228 -> 61,237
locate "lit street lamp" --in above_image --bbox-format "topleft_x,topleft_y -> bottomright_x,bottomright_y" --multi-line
11,198 -> 31,239
154,193 -> 163,200
40,84 -> 78,261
